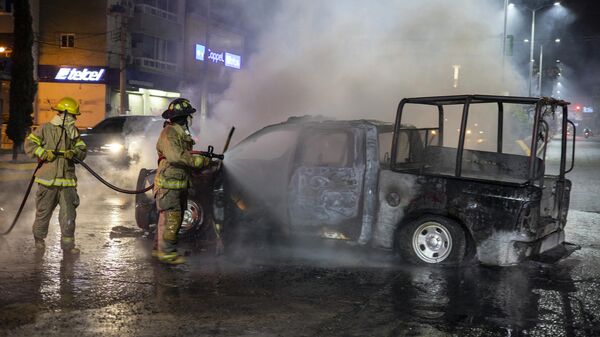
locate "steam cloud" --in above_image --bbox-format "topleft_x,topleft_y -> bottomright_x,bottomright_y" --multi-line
201,0 -> 525,145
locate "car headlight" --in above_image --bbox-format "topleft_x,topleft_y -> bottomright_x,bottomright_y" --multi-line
101,143 -> 125,154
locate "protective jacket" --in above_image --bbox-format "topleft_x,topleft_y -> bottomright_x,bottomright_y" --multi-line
155,123 -> 205,190
25,115 -> 87,187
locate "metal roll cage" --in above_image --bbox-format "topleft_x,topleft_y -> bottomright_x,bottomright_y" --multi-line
392,94 -> 573,183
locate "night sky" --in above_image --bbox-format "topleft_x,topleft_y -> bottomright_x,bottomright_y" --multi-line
210,0 -> 600,104
510,0 -> 600,104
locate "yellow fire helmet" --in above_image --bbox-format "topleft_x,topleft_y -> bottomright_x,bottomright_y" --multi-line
52,97 -> 80,115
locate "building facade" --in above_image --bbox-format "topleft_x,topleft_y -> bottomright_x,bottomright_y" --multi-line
32,0 -> 244,128
37,0 -> 109,128
107,0 -> 186,117
0,0 -> 40,149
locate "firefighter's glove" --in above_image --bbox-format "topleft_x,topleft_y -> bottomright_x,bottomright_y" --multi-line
42,150 -> 56,162
192,154 -> 207,168
63,150 -> 75,160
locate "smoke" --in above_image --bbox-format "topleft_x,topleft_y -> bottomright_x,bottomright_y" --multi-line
188,0 -> 531,264
201,0 -> 525,144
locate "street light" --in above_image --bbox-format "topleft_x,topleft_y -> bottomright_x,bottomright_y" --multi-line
513,1 -> 562,96
538,38 -> 560,96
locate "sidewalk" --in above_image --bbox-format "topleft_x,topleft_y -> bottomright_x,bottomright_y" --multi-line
0,153 -> 38,182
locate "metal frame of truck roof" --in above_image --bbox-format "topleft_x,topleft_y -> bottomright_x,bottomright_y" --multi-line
393,95 -> 573,183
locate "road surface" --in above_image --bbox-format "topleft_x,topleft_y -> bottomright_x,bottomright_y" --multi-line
0,138 -> 599,337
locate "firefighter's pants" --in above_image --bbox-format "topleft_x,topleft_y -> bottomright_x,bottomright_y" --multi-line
155,188 -> 187,254
32,184 -> 80,250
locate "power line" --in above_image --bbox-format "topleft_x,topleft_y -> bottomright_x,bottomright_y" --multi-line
37,30 -> 118,41
34,39 -> 123,57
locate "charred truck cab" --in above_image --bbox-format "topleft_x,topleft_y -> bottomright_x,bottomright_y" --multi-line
387,95 -> 577,265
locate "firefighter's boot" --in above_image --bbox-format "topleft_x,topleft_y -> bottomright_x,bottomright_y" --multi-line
157,251 -> 186,264
63,247 -> 81,256
61,236 -> 80,256
158,210 -> 184,264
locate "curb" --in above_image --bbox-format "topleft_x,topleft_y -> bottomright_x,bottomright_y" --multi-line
0,172 -> 33,182
0,162 -> 38,170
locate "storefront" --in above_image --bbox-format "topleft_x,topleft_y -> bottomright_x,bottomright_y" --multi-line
37,65 -> 114,128
108,69 -> 181,116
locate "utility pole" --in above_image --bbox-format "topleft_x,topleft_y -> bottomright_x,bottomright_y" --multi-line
528,9 -> 536,97
200,0 -> 211,121
109,2 -> 129,115
119,12 -> 128,115
502,0 -> 508,83
538,44 -> 544,97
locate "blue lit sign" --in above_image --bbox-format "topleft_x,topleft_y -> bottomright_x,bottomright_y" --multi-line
225,53 -> 241,69
194,43 -> 241,69
195,44 -> 205,61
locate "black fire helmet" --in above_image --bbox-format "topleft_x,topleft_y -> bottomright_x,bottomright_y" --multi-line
161,98 -> 196,120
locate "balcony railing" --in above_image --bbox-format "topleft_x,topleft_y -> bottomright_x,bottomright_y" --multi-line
135,4 -> 178,23
134,57 -> 179,73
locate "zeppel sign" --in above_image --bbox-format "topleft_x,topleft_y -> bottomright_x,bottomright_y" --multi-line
55,67 -> 106,82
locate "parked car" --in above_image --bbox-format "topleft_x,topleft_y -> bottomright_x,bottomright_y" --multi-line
80,115 -> 163,165
135,95 -> 579,266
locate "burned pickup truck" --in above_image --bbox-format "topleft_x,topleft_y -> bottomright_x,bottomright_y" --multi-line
136,95 -> 578,266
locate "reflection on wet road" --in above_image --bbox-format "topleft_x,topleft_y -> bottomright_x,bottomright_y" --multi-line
0,139 -> 599,336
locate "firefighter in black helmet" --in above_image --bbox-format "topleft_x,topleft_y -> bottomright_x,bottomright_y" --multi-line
153,98 -> 209,264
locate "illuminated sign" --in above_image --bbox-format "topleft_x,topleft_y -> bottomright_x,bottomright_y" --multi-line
195,44 -> 241,69
195,44 -> 205,61
225,53 -> 241,69
583,106 -> 594,113
54,67 -> 106,82
208,50 -> 225,63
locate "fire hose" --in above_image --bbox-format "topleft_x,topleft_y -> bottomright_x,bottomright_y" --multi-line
0,162 -> 43,236
0,156 -> 156,237
73,144 -> 225,195
1,127 -> 234,237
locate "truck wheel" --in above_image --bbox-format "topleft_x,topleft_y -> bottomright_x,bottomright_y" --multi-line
180,200 -> 205,236
397,216 -> 467,265
135,168 -> 156,230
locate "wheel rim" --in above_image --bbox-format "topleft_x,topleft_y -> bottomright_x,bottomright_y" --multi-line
180,201 -> 203,234
412,221 -> 453,263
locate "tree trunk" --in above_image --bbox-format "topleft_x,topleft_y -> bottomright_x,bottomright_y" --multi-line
11,142 -> 18,161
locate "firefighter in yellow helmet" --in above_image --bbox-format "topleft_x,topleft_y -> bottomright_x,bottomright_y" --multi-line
24,97 -> 87,255
153,98 -> 209,264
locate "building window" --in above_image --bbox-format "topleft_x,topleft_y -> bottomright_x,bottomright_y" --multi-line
136,0 -> 177,14
0,0 -> 13,13
138,34 -> 176,62
60,34 -> 75,48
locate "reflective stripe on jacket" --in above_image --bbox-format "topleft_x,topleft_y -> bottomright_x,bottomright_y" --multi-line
24,122 -> 87,187
154,123 -> 196,190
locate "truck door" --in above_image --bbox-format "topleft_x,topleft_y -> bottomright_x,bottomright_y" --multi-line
288,128 -> 365,233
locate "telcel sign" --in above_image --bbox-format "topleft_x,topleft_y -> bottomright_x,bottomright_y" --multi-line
54,67 -> 106,82
195,44 -> 241,69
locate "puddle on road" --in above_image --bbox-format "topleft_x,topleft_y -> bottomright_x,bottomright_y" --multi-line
383,261 -> 592,336
109,225 -> 144,239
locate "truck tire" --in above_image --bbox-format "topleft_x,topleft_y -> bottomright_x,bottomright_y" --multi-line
135,168 -> 156,230
397,215 -> 467,265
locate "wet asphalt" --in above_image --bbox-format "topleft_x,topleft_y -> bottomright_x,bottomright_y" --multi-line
0,139 -> 599,337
